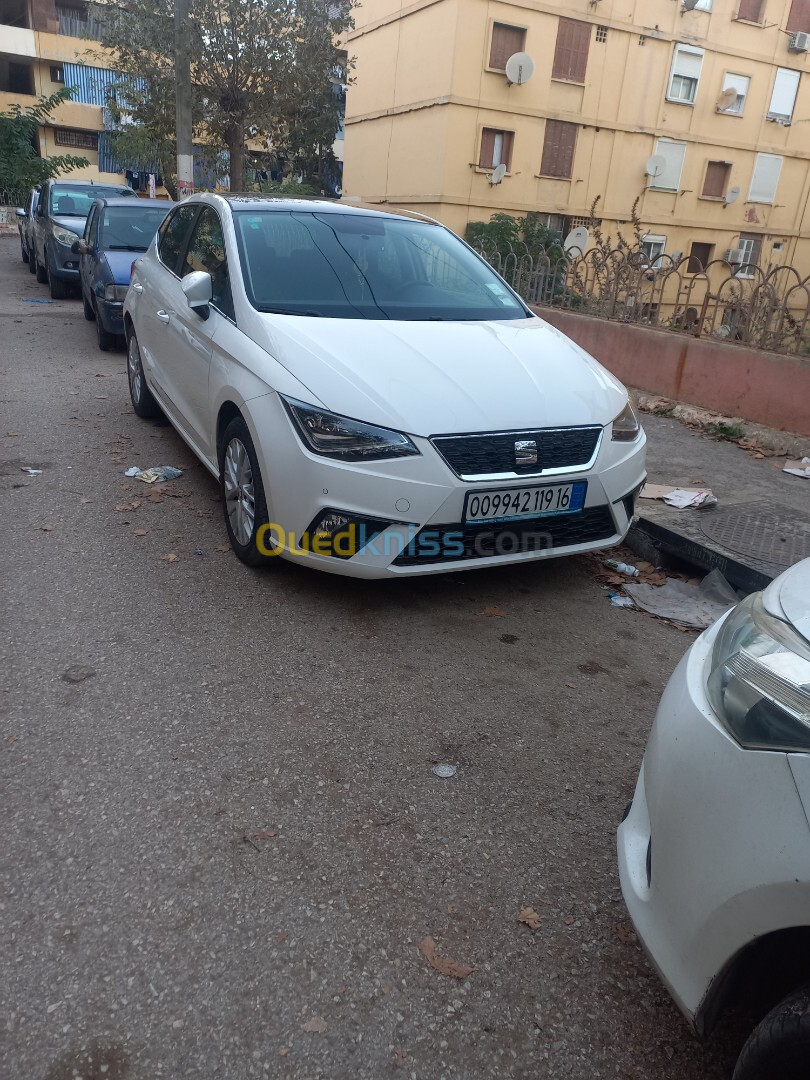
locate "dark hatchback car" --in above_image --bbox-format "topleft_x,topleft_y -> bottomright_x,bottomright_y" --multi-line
76,197 -> 172,350
15,187 -> 39,268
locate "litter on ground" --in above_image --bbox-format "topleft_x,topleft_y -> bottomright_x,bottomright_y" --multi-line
622,569 -> 739,630
640,483 -> 717,509
123,465 -> 183,484
21,467 -> 43,476
783,457 -> 810,479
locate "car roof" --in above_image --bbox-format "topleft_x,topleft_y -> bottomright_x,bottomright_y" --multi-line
95,197 -> 171,208
216,193 -> 439,225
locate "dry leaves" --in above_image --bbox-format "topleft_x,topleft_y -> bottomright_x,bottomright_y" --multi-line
80,497 -> 92,505
301,1016 -> 327,1034
480,605 -> 506,617
252,830 -> 278,841
147,493 -> 164,504
278,1047 -> 289,1057
215,542 -> 231,553
197,508 -> 214,518
39,523 -> 55,532
518,906 -> 542,931
614,920 -> 637,945
115,500 -> 141,512
564,681 -> 576,689
94,394 -> 108,399
394,1050 -> 408,1068
160,553 -> 179,564
133,529 -> 148,537
418,936 -> 475,979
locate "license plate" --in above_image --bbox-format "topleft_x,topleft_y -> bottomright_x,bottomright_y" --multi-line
463,481 -> 586,524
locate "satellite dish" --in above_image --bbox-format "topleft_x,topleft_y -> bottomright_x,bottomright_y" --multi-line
505,52 -> 535,85
716,87 -> 738,112
489,163 -> 507,185
725,185 -> 741,205
564,226 -> 589,255
645,154 -> 666,179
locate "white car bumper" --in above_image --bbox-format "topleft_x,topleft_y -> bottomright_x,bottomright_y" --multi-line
243,393 -> 646,578
617,616 -> 810,1033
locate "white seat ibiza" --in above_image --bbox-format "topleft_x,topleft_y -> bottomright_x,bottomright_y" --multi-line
124,194 -> 645,577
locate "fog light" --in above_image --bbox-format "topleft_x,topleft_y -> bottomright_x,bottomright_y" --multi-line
314,512 -> 350,536
303,508 -> 396,559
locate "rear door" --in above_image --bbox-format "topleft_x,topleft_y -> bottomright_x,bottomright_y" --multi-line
135,203 -> 199,405
80,203 -> 100,302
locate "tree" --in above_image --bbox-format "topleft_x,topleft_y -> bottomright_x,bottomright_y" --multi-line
0,89 -> 89,194
92,0 -> 353,194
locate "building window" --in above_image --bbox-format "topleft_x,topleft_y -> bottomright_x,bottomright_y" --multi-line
54,128 -> 99,150
687,242 -> 714,273
552,18 -> 591,83
694,0 -> 713,9
736,233 -> 763,277
667,44 -> 704,105
489,23 -> 526,70
787,0 -> 810,32
1,60 -> 34,94
595,25 -> 608,42
649,138 -> 687,191
702,160 -> 732,198
540,119 -> 577,179
768,68 -> 800,123
748,152 -> 783,203
641,234 -> 667,265
720,72 -> 750,114
479,128 -> 514,171
639,35 -> 646,45
736,0 -> 764,21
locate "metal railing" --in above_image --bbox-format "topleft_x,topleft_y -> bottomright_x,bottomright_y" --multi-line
473,240 -> 810,357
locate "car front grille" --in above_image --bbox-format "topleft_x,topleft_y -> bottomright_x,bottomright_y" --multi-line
392,506 -> 616,566
431,426 -> 602,478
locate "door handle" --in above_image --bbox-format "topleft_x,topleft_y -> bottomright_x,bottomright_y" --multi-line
131,282 -> 143,293
156,310 -> 171,323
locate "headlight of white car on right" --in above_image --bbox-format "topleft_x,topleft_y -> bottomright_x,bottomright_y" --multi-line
707,592 -> 810,752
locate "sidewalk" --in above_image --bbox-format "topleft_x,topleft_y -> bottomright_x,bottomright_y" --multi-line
630,413 -> 810,592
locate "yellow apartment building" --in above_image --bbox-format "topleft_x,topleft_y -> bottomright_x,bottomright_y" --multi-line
343,0 -> 810,275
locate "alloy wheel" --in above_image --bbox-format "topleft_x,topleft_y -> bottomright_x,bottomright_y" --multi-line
127,335 -> 142,402
223,438 -> 255,546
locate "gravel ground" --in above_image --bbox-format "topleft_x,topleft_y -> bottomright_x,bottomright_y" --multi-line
0,234 -> 743,1079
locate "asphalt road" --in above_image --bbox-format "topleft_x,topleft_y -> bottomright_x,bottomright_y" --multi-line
1,234 -> 742,1079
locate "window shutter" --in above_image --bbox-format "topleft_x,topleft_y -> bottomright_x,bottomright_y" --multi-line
769,68 -> 800,120
736,0 -> 763,20
501,131 -> 514,171
479,129 -> 496,168
541,120 -> 577,178
702,161 -> 729,197
748,153 -> 782,202
787,0 -> 810,32
672,46 -> 703,80
552,18 -> 591,82
652,139 -> 687,190
490,23 -> 525,70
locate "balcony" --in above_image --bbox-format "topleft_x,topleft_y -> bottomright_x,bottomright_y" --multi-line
0,55 -> 34,93
56,3 -> 103,39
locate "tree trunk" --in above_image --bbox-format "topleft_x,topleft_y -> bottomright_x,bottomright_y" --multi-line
227,124 -> 245,193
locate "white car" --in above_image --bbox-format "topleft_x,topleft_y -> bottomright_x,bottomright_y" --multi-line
124,195 -> 645,576
618,557 -> 810,1080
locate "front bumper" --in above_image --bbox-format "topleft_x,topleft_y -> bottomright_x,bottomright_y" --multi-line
243,393 -> 647,579
617,617 -> 810,1032
49,241 -> 80,280
97,296 -> 125,334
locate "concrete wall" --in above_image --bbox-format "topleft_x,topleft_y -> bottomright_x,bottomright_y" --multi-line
535,307 -> 810,437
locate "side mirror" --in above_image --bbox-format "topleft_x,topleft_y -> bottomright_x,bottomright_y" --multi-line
70,239 -> 88,255
181,270 -> 212,319
16,208 -> 27,219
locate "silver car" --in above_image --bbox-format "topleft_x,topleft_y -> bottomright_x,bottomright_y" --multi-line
15,187 -> 39,271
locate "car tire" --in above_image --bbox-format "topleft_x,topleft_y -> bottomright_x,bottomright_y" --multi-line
733,985 -> 810,1080
47,252 -> 70,299
126,329 -> 160,419
28,248 -> 36,274
95,302 -> 116,351
21,239 -> 28,264
35,251 -> 48,284
219,416 -> 275,568
83,292 -> 96,321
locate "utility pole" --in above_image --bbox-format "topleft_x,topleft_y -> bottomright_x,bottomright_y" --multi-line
174,0 -> 193,198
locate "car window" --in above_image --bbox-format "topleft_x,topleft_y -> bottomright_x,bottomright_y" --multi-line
100,206 -> 171,252
157,205 -> 199,275
232,210 -> 529,321
49,185 -> 135,218
86,206 -> 99,245
182,207 -> 234,319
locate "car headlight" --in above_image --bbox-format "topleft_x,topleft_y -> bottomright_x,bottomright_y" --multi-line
611,399 -> 641,441
281,397 -> 420,461
707,592 -> 810,752
53,225 -> 80,246
104,284 -> 128,302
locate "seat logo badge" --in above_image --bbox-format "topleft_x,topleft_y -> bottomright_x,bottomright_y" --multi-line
515,439 -> 537,466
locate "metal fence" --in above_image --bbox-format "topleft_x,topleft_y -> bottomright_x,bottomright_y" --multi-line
473,240 -> 810,357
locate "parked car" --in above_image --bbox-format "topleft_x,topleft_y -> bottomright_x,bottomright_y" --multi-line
30,179 -> 136,299
75,196 -> 172,351
618,557 -> 810,1079
15,187 -> 39,269
124,194 -> 646,575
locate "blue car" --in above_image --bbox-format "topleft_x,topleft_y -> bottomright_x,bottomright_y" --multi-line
76,197 -> 172,350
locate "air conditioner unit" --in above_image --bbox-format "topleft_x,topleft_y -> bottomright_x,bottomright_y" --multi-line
724,248 -> 744,264
788,31 -> 809,52
50,65 -> 64,83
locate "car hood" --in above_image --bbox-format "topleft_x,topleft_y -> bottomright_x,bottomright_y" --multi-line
766,557 -> 810,644
254,315 -> 628,437
103,249 -> 141,284
52,216 -> 85,235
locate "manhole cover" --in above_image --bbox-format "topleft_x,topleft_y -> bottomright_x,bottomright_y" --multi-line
700,502 -> 810,570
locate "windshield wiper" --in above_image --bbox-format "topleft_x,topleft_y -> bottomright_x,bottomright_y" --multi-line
107,244 -> 149,251
260,306 -> 323,317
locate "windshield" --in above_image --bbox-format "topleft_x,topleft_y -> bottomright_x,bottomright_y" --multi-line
50,185 -> 136,217
100,205 -> 171,250
233,210 -> 529,321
